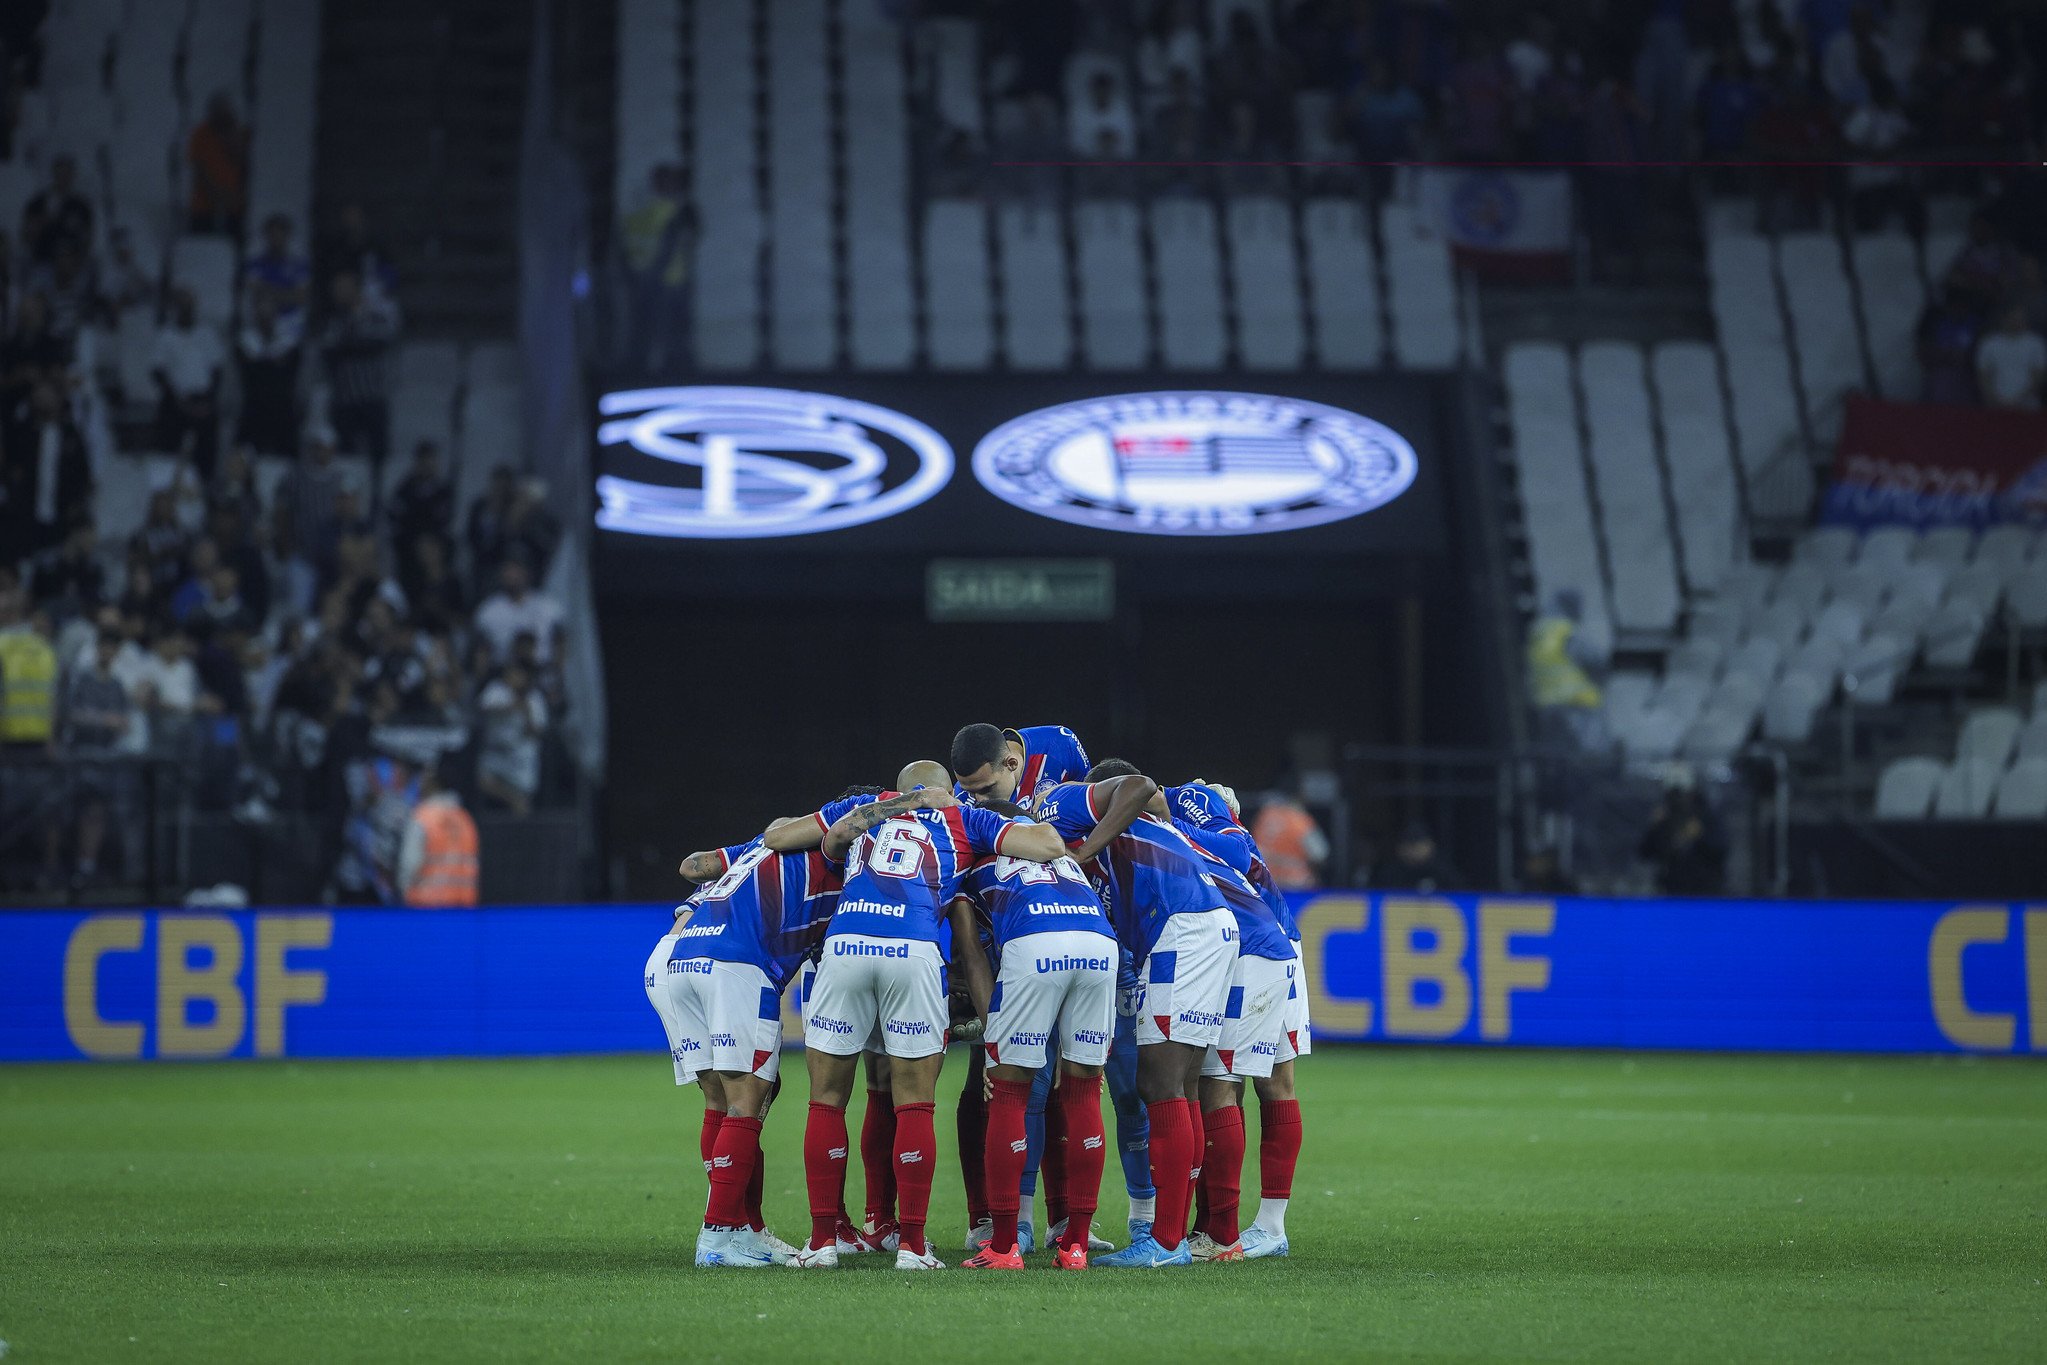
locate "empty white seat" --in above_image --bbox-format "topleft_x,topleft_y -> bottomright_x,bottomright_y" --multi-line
169,236 -> 238,326
1580,341 -> 1681,633
1859,525 -> 1917,572
1684,706 -> 1754,761
1992,758 -> 2047,819
1773,562 -> 1828,616
1075,200 -> 1150,369
614,0 -> 682,221
1777,233 -> 1862,436
1762,671 -> 1830,743
1750,600 -> 1807,654
768,0 -> 835,369
1809,598 -> 1866,648
1945,562 -> 2003,613
1924,600 -> 1986,668
1148,199 -> 1226,369
996,203 -> 1072,369
1850,233 -> 1924,400
1226,197 -> 1305,370
1302,199 -> 1382,368
1784,634 -> 1845,685
1827,563 -> 1889,617
1380,203 -> 1459,369
917,16 -> 982,136
1604,670 -> 1657,721
1841,631 -> 1907,705
2014,713 -> 2047,762
923,200 -> 993,370
1712,669 -> 1770,724
1957,707 -> 2023,768
1870,595 -> 1933,650
1916,525 -> 1975,567
1875,756 -> 1944,818
1975,524 -> 2035,577
1933,759 -> 2003,819
693,216 -> 764,369
1797,525 -> 1857,571
1887,562 -> 1947,611
1667,637 -> 1723,679
2010,572 -> 2047,630
1655,672 -> 1713,728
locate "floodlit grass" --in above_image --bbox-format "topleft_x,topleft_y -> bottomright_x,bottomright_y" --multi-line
1,1048 -> 2043,1363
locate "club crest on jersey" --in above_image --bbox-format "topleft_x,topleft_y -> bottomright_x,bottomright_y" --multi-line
594,386 -> 954,539
971,391 -> 1418,537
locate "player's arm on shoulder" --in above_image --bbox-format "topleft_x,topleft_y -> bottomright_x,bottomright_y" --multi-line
762,813 -> 827,853
947,896 -> 994,1023
819,787 -> 954,859
1068,773 -> 1159,865
676,848 -> 726,881
993,815 -> 1067,864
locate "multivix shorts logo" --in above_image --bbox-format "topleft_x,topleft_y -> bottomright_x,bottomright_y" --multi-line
972,391 -> 1417,535
594,387 -> 954,538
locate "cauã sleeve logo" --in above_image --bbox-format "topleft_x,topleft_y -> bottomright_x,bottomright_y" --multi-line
971,391 -> 1418,536
594,387 -> 954,539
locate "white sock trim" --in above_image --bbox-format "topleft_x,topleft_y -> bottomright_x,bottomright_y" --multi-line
1129,1195 -> 1156,1223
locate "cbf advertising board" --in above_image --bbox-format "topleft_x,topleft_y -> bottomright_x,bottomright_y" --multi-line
2,895 -> 2043,1061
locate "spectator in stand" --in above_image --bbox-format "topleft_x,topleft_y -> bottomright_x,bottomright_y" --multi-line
399,760 -> 480,906
318,202 -> 398,306
3,377 -> 92,560
128,489 -> 189,607
1696,46 -> 1762,170
1842,77 -> 1920,233
235,289 -> 302,456
619,164 -> 694,372
1750,54 -> 1836,231
1,293 -> 73,405
140,624 -> 202,760
1350,58 -> 1426,164
27,240 -> 100,343
30,520 -> 105,624
1372,822 -> 1465,893
473,556 -> 565,666
243,213 -> 312,322
466,466 -> 561,586
100,226 -> 156,319
476,658 -> 546,817
58,629 -> 135,887
401,532 -> 467,636
185,91 -> 250,235
276,426 -> 345,582
1945,213 -> 2025,319
386,439 -> 454,583
205,498 -> 270,625
1918,290 -> 1984,405
1135,0 -> 1203,104
1976,303 -> 2046,410
168,538 -> 220,623
317,269 -> 401,470
1069,69 -> 1137,157
1518,845 -> 1579,896
1250,790 -> 1328,890
1638,773 -> 1727,897
21,154 -> 91,264
150,286 -> 226,475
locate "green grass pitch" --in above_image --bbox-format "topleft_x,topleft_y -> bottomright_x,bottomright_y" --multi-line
2,1047 -> 2043,1363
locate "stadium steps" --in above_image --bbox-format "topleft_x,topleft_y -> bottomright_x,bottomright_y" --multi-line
315,0 -> 533,337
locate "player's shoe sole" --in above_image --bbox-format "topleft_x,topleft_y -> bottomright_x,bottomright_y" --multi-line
962,1245 -> 1025,1270
895,1248 -> 947,1271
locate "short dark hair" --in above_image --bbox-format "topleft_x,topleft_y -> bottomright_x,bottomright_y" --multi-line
978,797 -> 1029,820
834,782 -> 885,801
1086,757 -> 1141,782
950,723 -> 1008,777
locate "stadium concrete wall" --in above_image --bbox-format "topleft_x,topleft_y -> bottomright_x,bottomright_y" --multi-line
1,895 -> 2042,1061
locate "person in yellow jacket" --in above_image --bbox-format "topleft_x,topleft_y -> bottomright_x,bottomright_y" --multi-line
1526,589 -> 1608,752
621,164 -> 696,370
398,764 -> 480,907
0,603 -> 60,749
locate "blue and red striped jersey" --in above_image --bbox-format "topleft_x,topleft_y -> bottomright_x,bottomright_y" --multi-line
955,724 -> 1091,805
668,838 -> 843,990
1166,782 -> 1301,946
830,804 -> 1029,943
954,846 -> 1115,955
1030,780 -> 1229,955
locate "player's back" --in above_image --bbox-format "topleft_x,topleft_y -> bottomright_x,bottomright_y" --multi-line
1011,725 -> 1090,802
1032,780 -> 1228,954
673,840 -> 843,989
830,804 -> 1018,942
1166,783 -> 1298,956
1176,820 -> 1295,961
957,852 -> 1114,954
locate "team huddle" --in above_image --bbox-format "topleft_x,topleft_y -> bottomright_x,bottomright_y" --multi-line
641,723 -> 1308,1271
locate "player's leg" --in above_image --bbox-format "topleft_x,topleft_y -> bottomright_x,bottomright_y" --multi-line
1014,1056 -> 1055,1253
1105,1007 -> 1156,1239
877,941 -> 952,1269
956,1045 -> 989,1247
1244,1061 -> 1300,1258
1036,1060 -> 1065,1247
796,950 -> 872,1266
859,1048 -> 898,1244
695,967 -> 788,1265
968,939 -> 1054,1268
1192,948 -> 1283,1259
1048,954 -> 1115,1268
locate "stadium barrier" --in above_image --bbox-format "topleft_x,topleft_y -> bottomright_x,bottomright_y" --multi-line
1,894 -> 2041,1061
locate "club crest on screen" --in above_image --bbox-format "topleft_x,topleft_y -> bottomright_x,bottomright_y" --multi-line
970,391 -> 1419,536
594,386 -> 954,539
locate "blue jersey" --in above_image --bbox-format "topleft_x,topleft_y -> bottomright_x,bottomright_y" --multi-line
956,724 -> 1091,805
1166,783 -> 1300,943
668,839 -> 843,990
954,847 -> 1115,956
830,804 -> 1030,943
1030,780 -> 1228,956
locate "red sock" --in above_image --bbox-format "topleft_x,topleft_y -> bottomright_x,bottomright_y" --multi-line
1056,1074 -> 1106,1251
1192,1127 -> 1211,1238
984,1078 -> 1032,1251
1145,1098 -> 1195,1251
1201,1104 -> 1246,1245
893,1101 -> 938,1256
1260,1098 -> 1302,1199
957,1057 -> 989,1225
704,1114 -> 761,1228
745,1146 -> 766,1231
803,1102 -> 849,1250
1043,1084 -> 1070,1226
699,1108 -> 724,1177
861,1088 -> 897,1226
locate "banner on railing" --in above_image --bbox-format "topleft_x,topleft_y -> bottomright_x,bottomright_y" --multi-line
1413,169 -> 1573,281
1822,394 -> 2047,529
1,895 -> 2041,1061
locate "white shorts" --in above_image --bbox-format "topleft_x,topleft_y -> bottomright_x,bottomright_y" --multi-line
1203,950 -> 1294,1080
1133,908 -> 1239,1050
804,935 -> 949,1059
1277,937 -> 1312,1061
798,960 -> 885,1055
985,930 -> 1118,1071
645,936 -> 782,1085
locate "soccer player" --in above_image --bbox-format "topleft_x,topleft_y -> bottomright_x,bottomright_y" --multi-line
952,798 -> 1118,1271
1164,780 -> 1300,1261
949,721 -> 1093,1250
649,824 -> 844,1267
768,761 -> 1067,1270
1028,759 -> 1240,1267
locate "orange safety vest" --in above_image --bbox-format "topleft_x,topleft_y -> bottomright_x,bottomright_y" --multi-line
1252,803 -> 1320,890
405,800 -> 480,907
